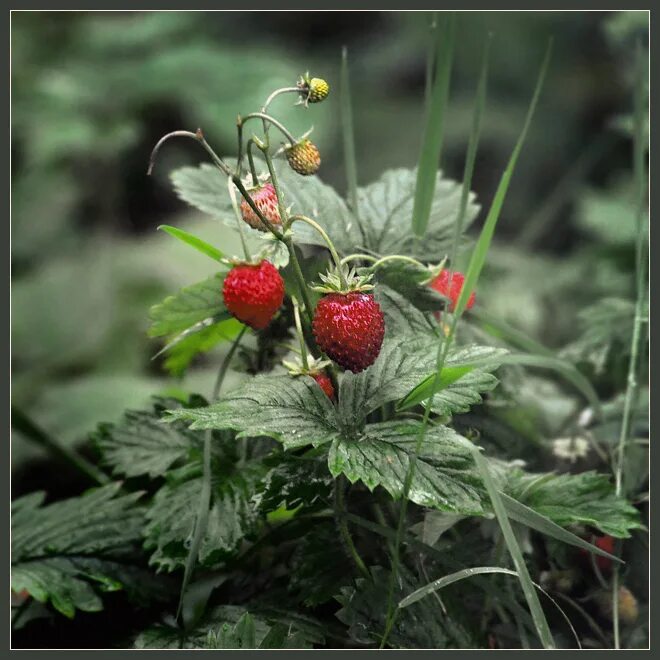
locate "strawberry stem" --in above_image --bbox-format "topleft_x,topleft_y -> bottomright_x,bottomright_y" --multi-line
262,86 -> 301,114
226,176 -> 252,261
246,138 -> 260,186
291,297 -> 310,371
232,175 -> 284,241
242,112 -> 297,145
288,214 -> 347,289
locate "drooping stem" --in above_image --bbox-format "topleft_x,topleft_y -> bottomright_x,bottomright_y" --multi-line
262,86 -> 301,114
292,298 -> 310,371
288,214 -> 346,288
335,476 -> 370,580
340,253 -> 379,266
241,112 -> 297,145
369,254 -> 428,271
227,176 -> 251,261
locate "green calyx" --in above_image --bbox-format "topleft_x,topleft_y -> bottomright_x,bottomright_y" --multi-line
296,72 -> 330,107
310,266 -> 375,295
283,355 -> 332,377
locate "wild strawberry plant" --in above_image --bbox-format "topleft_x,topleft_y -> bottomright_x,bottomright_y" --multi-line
11,20 -> 647,650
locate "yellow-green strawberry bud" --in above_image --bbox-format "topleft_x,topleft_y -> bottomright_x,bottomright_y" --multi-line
308,78 -> 330,103
285,138 -> 321,176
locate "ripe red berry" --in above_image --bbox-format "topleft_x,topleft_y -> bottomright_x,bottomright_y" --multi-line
312,371 -> 335,399
312,292 -> 385,373
240,182 -> 282,232
430,269 -> 475,313
580,535 -> 615,572
223,260 -> 285,330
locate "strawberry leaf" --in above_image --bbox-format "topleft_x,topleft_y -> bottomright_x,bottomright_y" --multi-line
148,272 -> 230,338
327,420 -> 483,514
165,375 -> 340,450
144,459 -> 266,572
11,485 -> 169,618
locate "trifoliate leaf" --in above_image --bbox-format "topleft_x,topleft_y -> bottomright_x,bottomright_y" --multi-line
328,420 -> 483,514
375,284 -> 436,336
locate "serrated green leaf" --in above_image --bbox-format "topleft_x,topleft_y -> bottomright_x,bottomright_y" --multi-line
504,468 -> 642,538
144,460 -> 266,572
254,454 -> 333,514
338,337 -> 506,425
328,420 -> 483,514
165,375 -> 340,450
148,273 -> 230,338
93,398 -> 202,479
162,317 -> 244,377
359,168 -> 479,260
171,161 -> 360,254
375,284 -> 436,336
158,224 -> 224,262
336,565 -> 468,648
500,493 -> 622,563
368,260 -> 446,312
134,604 -> 321,649
11,485 -> 159,618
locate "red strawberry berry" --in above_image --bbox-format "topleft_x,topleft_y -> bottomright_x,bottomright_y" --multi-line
240,182 -> 282,232
312,292 -> 385,373
430,269 -> 475,313
312,371 -> 335,399
580,535 -> 615,572
223,260 -> 285,330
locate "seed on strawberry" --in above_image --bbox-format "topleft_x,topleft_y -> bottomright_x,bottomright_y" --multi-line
223,260 -> 285,330
240,182 -> 282,232
430,269 -> 475,313
285,138 -> 321,176
312,371 -> 335,399
312,292 -> 385,373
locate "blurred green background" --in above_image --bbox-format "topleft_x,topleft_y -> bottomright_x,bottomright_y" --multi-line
11,11 -> 648,493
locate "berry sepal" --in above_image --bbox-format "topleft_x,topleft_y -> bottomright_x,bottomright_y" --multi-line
310,266 -> 375,295
296,72 -> 330,107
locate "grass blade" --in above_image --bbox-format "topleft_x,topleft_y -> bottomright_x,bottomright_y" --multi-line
340,47 -> 360,221
472,447 -> 556,649
399,563 -> 580,648
411,12 -> 456,237
448,31 -> 491,271
453,40 -> 553,318
500,493 -> 623,563
158,224 -> 224,263
424,13 -> 439,113
400,566 -> 517,608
